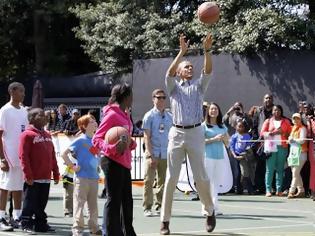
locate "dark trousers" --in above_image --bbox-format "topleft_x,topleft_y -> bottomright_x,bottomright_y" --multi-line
101,157 -> 137,236
254,157 -> 266,192
21,182 -> 50,231
229,155 -> 241,191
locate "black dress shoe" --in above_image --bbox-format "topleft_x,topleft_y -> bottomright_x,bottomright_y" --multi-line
205,211 -> 216,233
191,195 -> 200,201
160,221 -> 170,235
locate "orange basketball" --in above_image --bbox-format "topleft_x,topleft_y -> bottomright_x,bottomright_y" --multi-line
105,126 -> 131,145
197,2 -> 220,25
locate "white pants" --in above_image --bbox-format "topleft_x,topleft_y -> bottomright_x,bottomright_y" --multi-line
161,126 -> 214,222
204,158 -> 226,212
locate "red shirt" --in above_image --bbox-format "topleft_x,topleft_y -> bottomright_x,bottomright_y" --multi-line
260,117 -> 292,148
19,126 -> 59,181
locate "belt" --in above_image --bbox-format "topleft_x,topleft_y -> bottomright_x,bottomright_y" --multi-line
173,123 -> 201,129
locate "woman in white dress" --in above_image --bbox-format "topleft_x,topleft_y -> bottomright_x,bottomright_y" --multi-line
203,102 -> 232,215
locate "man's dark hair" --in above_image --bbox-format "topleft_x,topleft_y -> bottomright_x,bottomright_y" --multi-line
28,108 -> 43,123
8,82 -> 24,93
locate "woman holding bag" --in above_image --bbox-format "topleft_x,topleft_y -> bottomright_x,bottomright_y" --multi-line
260,105 -> 291,197
287,113 -> 308,198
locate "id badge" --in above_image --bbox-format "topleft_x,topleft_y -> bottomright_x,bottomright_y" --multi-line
159,123 -> 165,133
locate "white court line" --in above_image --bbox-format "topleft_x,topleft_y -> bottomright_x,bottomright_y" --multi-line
172,199 -> 314,214
137,223 -> 313,236
134,204 -> 313,225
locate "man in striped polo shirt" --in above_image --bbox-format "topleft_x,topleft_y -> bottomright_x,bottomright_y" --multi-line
160,33 -> 216,235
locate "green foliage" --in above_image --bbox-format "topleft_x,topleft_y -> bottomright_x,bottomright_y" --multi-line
71,2 -> 194,73
73,0 -> 315,74
0,0 -> 99,83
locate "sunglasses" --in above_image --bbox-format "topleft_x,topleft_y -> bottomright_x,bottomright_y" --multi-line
155,96 -> 166,100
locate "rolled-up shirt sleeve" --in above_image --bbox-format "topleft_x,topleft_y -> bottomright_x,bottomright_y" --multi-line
200,72 -> 212,93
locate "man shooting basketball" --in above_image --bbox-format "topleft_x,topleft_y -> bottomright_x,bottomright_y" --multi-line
160,33 -> 216,235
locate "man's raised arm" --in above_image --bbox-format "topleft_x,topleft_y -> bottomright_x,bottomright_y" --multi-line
166,34 -> 189,77
203,33 -> 213,75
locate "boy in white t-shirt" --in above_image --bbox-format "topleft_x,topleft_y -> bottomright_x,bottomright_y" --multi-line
0,82 -> 28,231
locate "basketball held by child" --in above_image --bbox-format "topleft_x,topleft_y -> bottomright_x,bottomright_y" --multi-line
197,2 -> 220,25
105,126 -> 131,145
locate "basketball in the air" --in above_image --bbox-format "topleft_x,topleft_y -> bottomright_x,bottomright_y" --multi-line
105,126 -> 131,145
197,2 -> 220,25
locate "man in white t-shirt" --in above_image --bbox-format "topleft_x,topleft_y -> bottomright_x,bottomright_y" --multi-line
0,82 -> 28,231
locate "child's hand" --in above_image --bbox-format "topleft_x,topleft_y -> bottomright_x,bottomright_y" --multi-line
73,165 -> 80,172
26,179 -> 33,185
54,179 -> 59,185
116,140 -> 128,154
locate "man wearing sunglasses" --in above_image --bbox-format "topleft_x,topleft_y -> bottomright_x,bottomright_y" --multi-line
142,89 -> 172,218
160,33 -> 215,235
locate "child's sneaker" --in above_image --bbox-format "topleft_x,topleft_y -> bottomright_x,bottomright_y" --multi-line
9,218 -> 21,229
0,218 -> 13,231
23,227 -> 36,235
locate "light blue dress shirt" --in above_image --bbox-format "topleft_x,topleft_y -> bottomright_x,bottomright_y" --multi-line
142,107 -> 172,159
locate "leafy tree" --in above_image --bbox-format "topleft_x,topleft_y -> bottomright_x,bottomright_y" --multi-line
0,0 -> 99,83
73,0 -> 315,74
71,2 -> 191,74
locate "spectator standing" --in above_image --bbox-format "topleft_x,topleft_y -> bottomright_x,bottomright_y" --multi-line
53,104 -> 71,134
19,108 -> 59,233
142,89 -> 172,217
223,102 -> 251,194
230,120 -> 256,195
287,113 -> 308,198
260,105 -> 291,197
62,114 -> 102,236
305,113 -> 315,200
0,82 -> 28,231
64,109 -> 80,136
46,109 -> 58,132
252,94 -> 274,194
203,102 -> 229,215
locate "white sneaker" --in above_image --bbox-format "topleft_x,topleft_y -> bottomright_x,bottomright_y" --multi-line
144,209 -> 153,217
0,218 -> 13,232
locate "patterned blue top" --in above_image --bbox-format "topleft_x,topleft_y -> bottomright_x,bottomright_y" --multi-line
165,73 -> 211,126
142,107 -> 172,159
230,133 -> 252,155
204,123 -> 228,160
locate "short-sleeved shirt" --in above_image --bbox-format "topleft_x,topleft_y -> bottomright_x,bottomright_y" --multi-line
204,123 -> 228,160
166,73 -> 211,126
0,103 -> 28,167
69,134 -> 99,179
142,107 -> 172,159
230,133 -> 252,155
